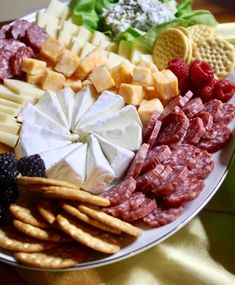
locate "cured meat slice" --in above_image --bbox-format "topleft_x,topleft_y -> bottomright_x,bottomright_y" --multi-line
163,177 -> 204,207
164,144 -> 214,179
203,99 -> 223,122
136,164 -> 165,192
183,97 -> 204,118
10,46 -> 34,76
197,122 -> 232,153
126,143 -> 150,178
100,177 -> 136,206
143,206 -> 184,227
148,120 -> 162,148
103,192 -> 146,218
183,117 -> 205,145
157,109 -> 189,145
0,50 -> 13,81
144,111 -> 160,142
3,39 -> 26,54
217,103 -> 235,125
25,25 -> 48,52
9,20 -> 32,40
0,24 -> 11,39
197,111 -> 213,139
141,145 -> 171,174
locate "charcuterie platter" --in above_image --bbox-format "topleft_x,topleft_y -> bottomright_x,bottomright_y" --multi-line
0,0 -> 234,271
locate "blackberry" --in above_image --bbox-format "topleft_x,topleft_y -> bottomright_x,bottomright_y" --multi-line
0,153 -> 19,184
17,154 -> 46,177
0,203 -> 8,225
0,183 -> 19,205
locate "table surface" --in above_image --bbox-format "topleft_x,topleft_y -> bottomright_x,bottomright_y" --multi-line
0,1 -> 234,285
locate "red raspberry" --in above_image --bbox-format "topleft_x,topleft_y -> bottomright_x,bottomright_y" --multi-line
197,79 -> 216,102
179,77 -> 190,95
190,60 -> 214,88
167,58 -> 189,80
213,79 -> 235,102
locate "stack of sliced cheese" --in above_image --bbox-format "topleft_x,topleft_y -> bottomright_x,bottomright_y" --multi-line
16,86 -> 143,193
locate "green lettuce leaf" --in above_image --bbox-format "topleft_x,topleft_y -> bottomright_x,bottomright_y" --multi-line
116,27 -> 144,42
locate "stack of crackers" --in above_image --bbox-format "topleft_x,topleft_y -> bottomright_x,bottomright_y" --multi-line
153,24 -> 235,79
0,176 -> 141,269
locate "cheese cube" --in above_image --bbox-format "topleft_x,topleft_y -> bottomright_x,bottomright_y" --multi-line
74,48 -> 107,80
138,99 -> 164,126
133,66 -> 152,87
60,9 -> 71,25
26,74 -> 43,85
76,26 -> 92,44
65,79 -> 82,92
106,52 -> 125,69
41,69 -> 66,92
110,62 -> 133,87
105,42 -> 118,53
40,37 -> 65,63
140,55 -> 154,64
61,21 -> 79,36
0,130 -> 18,148
144,86 -> 158,100
55,50 -> 80,77
57,31 -> 72,48
82,80 -> 92,87
80,43 -> 96,59
36,11 -> 59,29
119,84 -> 143,105
118,40 -> 132,59
46,0 -> 66,18
153,70 -> 179,101
45,22 -> 60,39
90,66 -> 115,93
22,58 -> 47,76
69,37 -> 85,55
138,60 -> 159,73
91,31 -> 110,46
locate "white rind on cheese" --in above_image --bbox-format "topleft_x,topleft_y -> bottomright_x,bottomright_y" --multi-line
95,134 -> 134,178
57,88 -> 75,129
47,143 -> 87,187
83,135 -> 114,194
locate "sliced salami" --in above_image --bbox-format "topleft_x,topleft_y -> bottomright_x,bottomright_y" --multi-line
163,177 -> 204,207
10,46 -> 34,76
183,97 -> 204,118
183,117 -> 205,145
9,20 -> 32,40
217,103 -> 235,125
141,145 -> 171,174
203,99 -> 223,122
25,24 -> 48,52
0,50 -> 13,81
197,122 -> 232,153
148,120 -> 162,148
144,111 -> 160,142
126,143 -> 150,178
0,24 -> 12,39
143,206 -> 183,227
197,111 -> 213,139
157,109 -> 189,145
3,39 -> 25,54
100,177 -> 136,206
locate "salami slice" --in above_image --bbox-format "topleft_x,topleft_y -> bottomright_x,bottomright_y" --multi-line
197,122 -> 232,153
126,143 -> 150,178
144,111 -> 160,142
157,109 -> 189,145
197,111 -> 213,139
0,24 -> 12,39
203,99 -> 223,122
10,46 -> 34,76
163,177 -> 204,207
9,20 -> 32,40
3,39 -> 26,54
148,120 -> 162,148
100,177 -> 136,206
217,103 -> 235,125
143,206 -> 183,227
141,145 -> 171,174
25,24 -> 48,53
183,97 -> 204,118
0,50 -> 13,81
183,117 -> 205,145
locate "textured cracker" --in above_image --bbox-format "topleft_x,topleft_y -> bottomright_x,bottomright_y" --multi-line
193,38 -> 235,79
57,214 -> 121,254
0,227 -> 56,252
177,27 -> 193,64
37,200 -> 58,226
14,245 -> 87,269
78,205 -> 141,237
187,24 -> 214,44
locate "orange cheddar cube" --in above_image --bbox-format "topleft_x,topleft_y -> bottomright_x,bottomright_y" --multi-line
26,74 -> 43,85
110,62 -> 133,87
65,79 -> 82,92
119,83 -> 143,105
133,66 -> 152,87
40,37 -> 65,63
55,50 -> 80,77
41,69 -> 66,92
90,66 -> 115,93
138,99 -> 164,126
22,58 -> 46,76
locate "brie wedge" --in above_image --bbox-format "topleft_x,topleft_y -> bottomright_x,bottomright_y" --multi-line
57,88 -> 74,129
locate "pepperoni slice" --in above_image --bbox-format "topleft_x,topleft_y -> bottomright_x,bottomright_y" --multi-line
143,206 -> 184,227
144,111 -> 160,142
197,111 -> 214,139
25,24 -> 48,53
9,20 -> 32,40
198,122 -> 232,153
217,103 -> 235,125
183,117 -> 205,145
183,97 -> 204,118
0,50 -> 13,81
10,46 -> 34,76
147,120 -> 162,148
126,143 -> 150,178
203,99 -> 223,122
100,177 -> 136,206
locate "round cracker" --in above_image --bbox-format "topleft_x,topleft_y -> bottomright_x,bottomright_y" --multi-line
14,245 -> 88,269
37,200 -> 58,226
78,205 -> 141,237
177,26 -> 191,39
187,24 -> 214,44
177,27 -> 193,64
153,28 -> 189,70
0,227 -> 56,252
57,214 -> 121,254
193,38 -> 235,79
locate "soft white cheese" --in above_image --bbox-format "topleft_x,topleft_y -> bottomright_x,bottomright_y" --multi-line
57,88 -> 75,129
83,135 -> 115,194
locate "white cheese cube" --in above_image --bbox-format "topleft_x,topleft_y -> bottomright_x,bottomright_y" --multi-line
36,11 -> 59,29
105,42 -> 118,53
106,52 -> 125,69
45,22 -> 60,39
91,31 -> 110,46
118,40 -> 132,59
57,31 -> 72,48
138,99 -> 164,126
46,0 -> 67,18
69,37 -> 86,56
133,66 -> 152,87
61,21 -> 79,36
60,8 -> 71,25
80,43 -> 96,59
76,26 -> 92,44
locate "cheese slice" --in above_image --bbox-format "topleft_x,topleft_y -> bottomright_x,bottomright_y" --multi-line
57,88 -> 74,129
0,104 -> 21,116
95,134 -> 134,178
94,122 -> 142,151
18,103 -> 70,135
36,91 -> 69,129
0,112 -> 16,123
0,130 -> 18,148
0,85 -> 37,105
0,98 -> 23,109
77,91 -> 124,128
40,143 -> 80,170
0,122 -> 21,135
47,143 -> 87,187
15,123 -> 73,158
71,86 -> 96,130
83,135 -> 114,194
